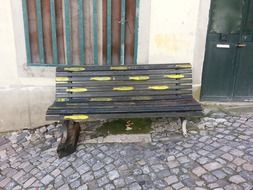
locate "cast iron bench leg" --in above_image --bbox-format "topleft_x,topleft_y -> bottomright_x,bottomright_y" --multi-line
180,117 -> 188,137
57,120 -> 80,158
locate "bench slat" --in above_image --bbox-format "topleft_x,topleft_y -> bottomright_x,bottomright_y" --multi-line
56,74 -> 192,82
47,105 -> 201,115
56,80 -> 192,88
55,90 -> 192,98
56,69 -> 191,77
46,111 -> 202,121
55,95 -> 193,103
56,84 -> 192,93
56,63 -> 192,72
50,98 -> 199,108
48,99 -> 201,112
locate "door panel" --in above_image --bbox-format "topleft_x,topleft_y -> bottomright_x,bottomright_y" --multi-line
201,35 -> 237,100
233,0 -> 253,100
233,42 -> 253,99
209,0 -> 243,34
244,0 -> 253,32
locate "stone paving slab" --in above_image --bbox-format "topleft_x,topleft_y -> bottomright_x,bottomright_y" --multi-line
0,112 -> 253,189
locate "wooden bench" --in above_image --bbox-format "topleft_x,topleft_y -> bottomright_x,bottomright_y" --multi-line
46,63 -> 202,157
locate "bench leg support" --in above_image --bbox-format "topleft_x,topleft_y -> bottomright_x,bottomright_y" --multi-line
180,117 -> 188,137
57,120 -> 80,158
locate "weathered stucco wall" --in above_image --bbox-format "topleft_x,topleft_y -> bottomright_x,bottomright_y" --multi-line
0,0 -> 210,132
149,0 -> 200,64
0,0 -> 55,132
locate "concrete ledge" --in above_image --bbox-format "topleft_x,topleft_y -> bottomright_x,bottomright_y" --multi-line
82,134 -> 151,144
201,103 -> 253,115
0,85 -> 55,132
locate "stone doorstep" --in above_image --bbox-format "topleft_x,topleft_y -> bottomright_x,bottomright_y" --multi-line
81,134 -> 151,144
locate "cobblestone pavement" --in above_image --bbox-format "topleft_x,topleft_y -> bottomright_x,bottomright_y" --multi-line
0,112 -> 253,190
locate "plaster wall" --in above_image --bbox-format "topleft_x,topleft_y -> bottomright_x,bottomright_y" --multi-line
148,0 -> 210,85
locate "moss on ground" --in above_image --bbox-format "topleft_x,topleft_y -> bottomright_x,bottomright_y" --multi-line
96,118 -> 152,136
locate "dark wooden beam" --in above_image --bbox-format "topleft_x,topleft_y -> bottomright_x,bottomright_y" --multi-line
57,120 -> 80,158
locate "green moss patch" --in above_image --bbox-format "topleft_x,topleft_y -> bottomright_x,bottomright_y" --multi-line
96,118 -> 152,136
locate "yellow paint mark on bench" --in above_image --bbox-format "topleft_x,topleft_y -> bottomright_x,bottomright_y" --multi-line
64,67 -> 85,72
129,76 -> 150,81
56,77 -> 69,82
90,77 -> 112,81
164,74 -> 185,79
148,85 -> 170,90
64,115 -> 89,120
176,64 -> 192,68
56,82 -> 68,84
56,98 -> 69,102
113,86 -> 134,91
67,103 -> 87,106
110,66 -> 128,70
66,88 -> 88,93
90,98 -> 112,102
131,96 -> 152,101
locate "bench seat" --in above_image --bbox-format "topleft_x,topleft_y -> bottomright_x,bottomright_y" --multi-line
47,98 -> 202,121
46,63 -> 202,157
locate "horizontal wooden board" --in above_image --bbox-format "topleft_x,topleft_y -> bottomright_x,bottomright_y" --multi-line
46,111 -> 203,121
47,105 -> 202,115
55,89 -> 192,98
56,69 -> 192,77
56,79 -> 192,88
55,95 -> 193,103
50,98 -> 200,108
56,74 -> 192,83
55,101 -> 197,108
56,84 -> 192,93
56,63 -> 192,72
47,99 -> 201,114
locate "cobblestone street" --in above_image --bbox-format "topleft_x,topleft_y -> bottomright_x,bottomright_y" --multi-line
0,111 -> 253,190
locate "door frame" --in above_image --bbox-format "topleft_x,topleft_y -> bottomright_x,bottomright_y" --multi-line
200,0 -> 252,102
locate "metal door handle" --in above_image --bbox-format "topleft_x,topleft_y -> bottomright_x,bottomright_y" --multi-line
236,43 -> 247,48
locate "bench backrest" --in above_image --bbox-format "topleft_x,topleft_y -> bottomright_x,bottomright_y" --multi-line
55,63 -> 193,103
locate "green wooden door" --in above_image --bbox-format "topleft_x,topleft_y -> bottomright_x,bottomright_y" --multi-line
201,0 -> 253,101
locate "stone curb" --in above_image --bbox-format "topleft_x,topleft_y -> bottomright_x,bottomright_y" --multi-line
82,134 -> 151,144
